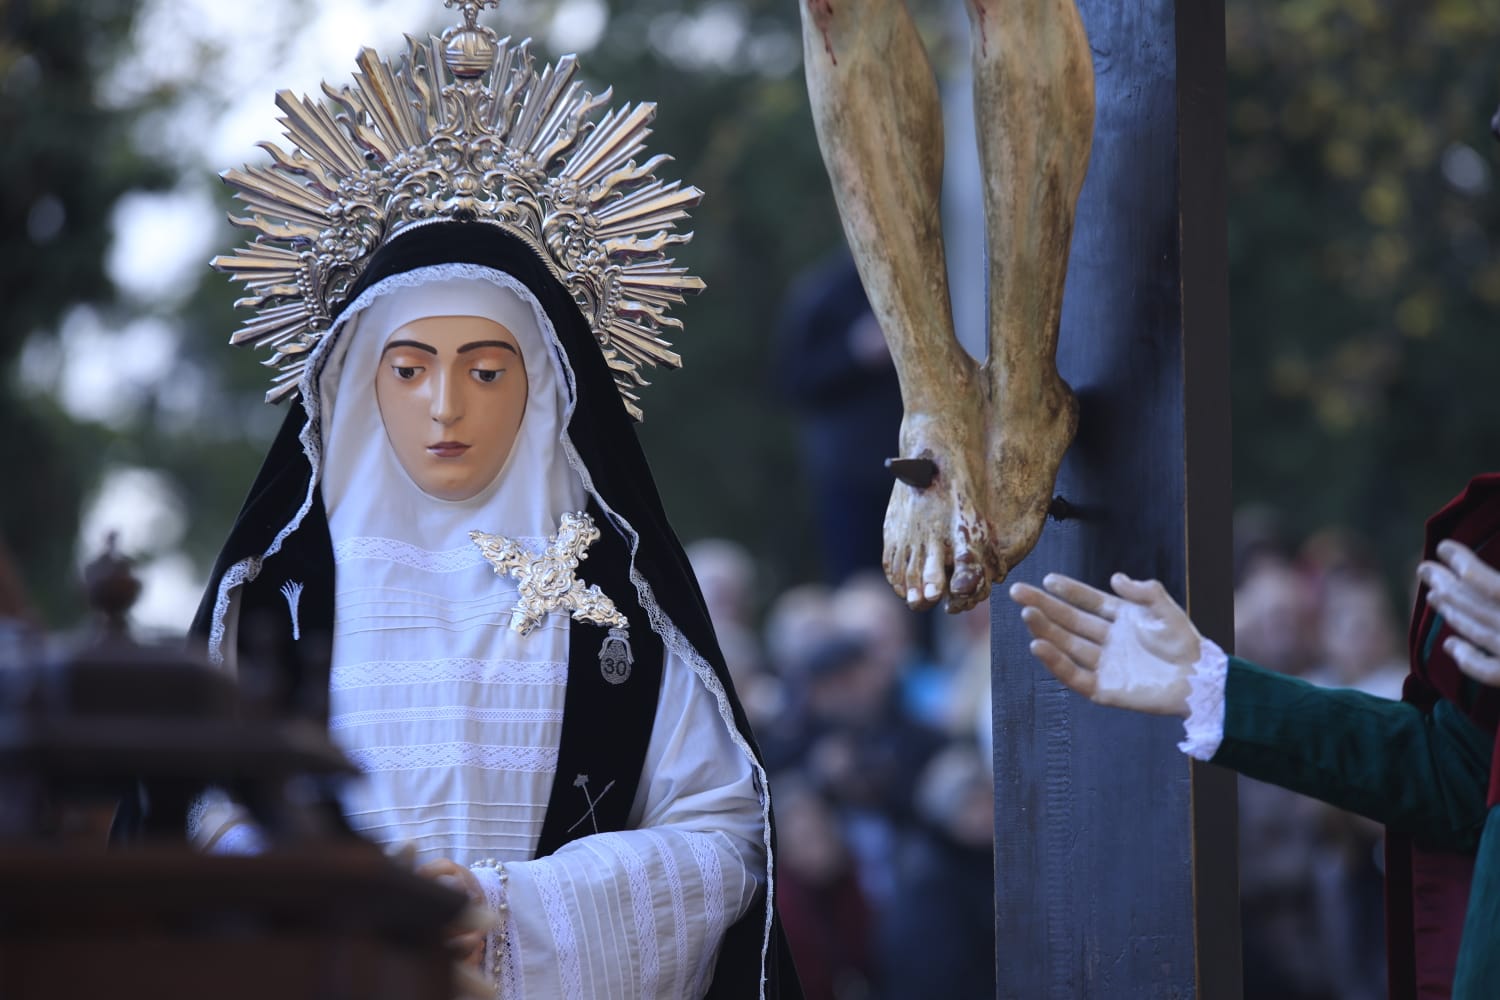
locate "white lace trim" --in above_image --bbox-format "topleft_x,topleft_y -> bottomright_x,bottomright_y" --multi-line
502,907 -> 525,998
186,793 -> 211,841
345,799 -> 547,818
685,832 -> 727,998
335,609 -> 515,635
207,294 -> 333,664
532,862 -> 585,1000
329,658 -> 567,690
329,704 -> 564,731
593,833 -> 659,995
332,535 -> 546,572
645,830 -> 691,1000
344,742 -> 558,774
560,435 -> 776,996
471,863 -> 508,987
335,586 -> 516,613
211,259 -> 775,997
351,831 -> 540,856
354,813 -> 541,832
208,557 -> 257,666
1178,637 -> 1229,760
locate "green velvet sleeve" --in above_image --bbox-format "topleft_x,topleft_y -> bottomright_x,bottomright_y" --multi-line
1210,658 -> 1493,852
1453,807 -> 1500,999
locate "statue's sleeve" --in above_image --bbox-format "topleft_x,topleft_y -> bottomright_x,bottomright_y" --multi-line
472,648 -> 766,999
1208,658 -> 1492,852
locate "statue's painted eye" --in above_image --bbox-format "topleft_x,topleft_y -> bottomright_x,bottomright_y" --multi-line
472,368 -> 503,384
392,365 -> 423,380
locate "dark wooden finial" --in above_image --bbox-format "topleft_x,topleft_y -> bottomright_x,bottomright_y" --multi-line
82,532 -> 141,639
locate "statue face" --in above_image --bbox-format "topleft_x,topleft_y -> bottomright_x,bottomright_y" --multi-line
374,315 -> 529,501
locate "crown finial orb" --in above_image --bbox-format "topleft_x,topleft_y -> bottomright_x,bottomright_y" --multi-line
443,1 -> 501,78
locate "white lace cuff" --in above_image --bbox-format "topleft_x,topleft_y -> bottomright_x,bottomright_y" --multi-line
210,823 -> 268,856
471,860 -> 512,985
1177,637 -> 1228,760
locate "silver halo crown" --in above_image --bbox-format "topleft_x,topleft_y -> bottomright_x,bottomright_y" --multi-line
213,1 -> 704,419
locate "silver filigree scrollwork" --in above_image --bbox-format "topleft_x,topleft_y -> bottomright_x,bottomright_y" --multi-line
214,3 -> 703,418
469,512 -> 629,635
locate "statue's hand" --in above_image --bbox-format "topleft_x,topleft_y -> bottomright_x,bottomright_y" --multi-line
1418,539 -> 1500,687
1010,572 -> 1202,717
418,858 -> 489,969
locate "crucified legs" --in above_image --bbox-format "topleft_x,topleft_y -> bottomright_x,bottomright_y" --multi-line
800,0 -> 1094,612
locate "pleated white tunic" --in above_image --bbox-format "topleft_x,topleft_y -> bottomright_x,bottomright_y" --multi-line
308,269 -> 767,998
328,533 -> 763,998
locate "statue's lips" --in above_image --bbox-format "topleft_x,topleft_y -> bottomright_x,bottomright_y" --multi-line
427,442 -> 471,458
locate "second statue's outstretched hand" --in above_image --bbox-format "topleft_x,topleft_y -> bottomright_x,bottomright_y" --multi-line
1010,573 -> 1203,717
1419,539 -> 1500,688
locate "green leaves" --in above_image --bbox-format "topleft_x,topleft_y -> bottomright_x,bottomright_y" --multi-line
1226,0 -> 1500,564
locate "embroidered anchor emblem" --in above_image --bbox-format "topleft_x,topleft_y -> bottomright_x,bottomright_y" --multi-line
567,773 -> 616,835
279,580 -> 304,641
470,512 -> 628,636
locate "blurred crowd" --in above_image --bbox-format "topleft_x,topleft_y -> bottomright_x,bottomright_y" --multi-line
1233,506 -> 1411,1000
687,540 -> 997,1000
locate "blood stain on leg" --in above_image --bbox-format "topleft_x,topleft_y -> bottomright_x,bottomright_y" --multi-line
806,0 -> 838,65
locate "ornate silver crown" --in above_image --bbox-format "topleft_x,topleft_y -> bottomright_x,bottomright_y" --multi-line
213,0 -> 704,418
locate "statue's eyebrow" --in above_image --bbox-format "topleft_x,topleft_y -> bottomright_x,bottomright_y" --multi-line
458,339 -> 520,356
381,339 -> 437,356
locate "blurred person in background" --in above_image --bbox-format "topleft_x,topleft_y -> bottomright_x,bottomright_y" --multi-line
1229,510 -> 1341,996
832,571 -> 941,726
777,632 -> 944,911
757,583 -> 838,762
1237,771 -> 1345,999
1311,565 -> 1408,699
686,537 -> 784,727
877,742 -> 996,1000
773,771 -> 874,1000
686,536 -> 759,638
932,601 -> 995,752
1234,551 -> 1319,678
764,583 -> 839,681
1307,563 -> 1408,1000
775,251 -> 904,586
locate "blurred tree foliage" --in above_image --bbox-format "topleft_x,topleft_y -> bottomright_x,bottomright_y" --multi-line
0,0 -> 173,620
2,0 -> 853,626
574,1 -> 845,594
8,0 -> 1500,625
1225,0 -> 1500,575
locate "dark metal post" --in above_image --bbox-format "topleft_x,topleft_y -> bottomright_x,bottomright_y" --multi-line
990,1 -> 1240,996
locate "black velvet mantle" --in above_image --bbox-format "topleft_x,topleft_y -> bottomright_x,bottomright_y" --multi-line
187,222 -> 800,999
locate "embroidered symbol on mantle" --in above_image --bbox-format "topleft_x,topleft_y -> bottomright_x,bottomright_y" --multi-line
470,511 -> 635,683
279,580 -> 304,641
600,627 -> 633,684
567,773 -> 617,835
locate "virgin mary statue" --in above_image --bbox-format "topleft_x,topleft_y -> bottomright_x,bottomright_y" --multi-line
163,6 -> 799,997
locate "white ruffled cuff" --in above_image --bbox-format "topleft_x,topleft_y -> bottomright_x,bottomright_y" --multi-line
1177,637 -> 1228,761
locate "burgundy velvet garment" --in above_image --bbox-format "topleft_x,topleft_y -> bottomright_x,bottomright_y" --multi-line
1386,473 -> 1500,999
1406,472 -> 1500,790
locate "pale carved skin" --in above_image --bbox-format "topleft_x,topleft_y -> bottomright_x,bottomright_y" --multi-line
800,0 -> 1095,612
